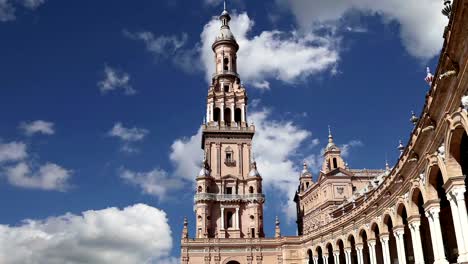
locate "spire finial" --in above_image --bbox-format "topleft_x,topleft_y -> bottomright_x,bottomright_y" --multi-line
224,0 -> 226,11
328,125 -> 332,137
425,66 -> 434,86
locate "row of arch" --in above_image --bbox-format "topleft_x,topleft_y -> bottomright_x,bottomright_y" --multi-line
213,107 -> 243,126
307,111 -> 468,264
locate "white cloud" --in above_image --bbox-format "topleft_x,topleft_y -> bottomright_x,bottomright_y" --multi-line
169,128 -> 203,181
340,139 -> 363,158
108,123 -> 149,153
277,0 -> 447,59
98,65 -> 136,95
125,31 -> 188,59
200,12 -> 339,87
0,141 -> 27,163
21,0 -> 45,9
252,80 -> 271,90
120,167 -> 184,200
20,120 -> 55,136
108,122 -> 149,142
4,162 -> 71,191
0,0 -> 45,22
0,204 -> 176,264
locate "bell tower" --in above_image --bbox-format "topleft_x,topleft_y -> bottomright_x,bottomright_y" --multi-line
322,127 -> 345,172
194,4 -> 265,239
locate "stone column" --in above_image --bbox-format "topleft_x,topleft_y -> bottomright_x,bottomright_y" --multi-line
206,103 -> 210,123
334,251 -> 340,264
220,102 -> 225,123
313,256 -> 318,264
221,207 -> 225,230
235,207 -> 240,229
368,239 -> 377,264
408,217 -> 425,264
323,254 -> 329,264
356,244 -> 364,264
345,248 -> 352,264
380,234 -> 391,264
425,205 -> 449,264
216,144 -> 221,177
231,104 -> 235,125
241,103 -> 245,123
393,227 -> 407,264
447,185 -> 468,262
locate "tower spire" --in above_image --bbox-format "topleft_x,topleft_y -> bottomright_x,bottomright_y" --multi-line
224,0 -> 226,11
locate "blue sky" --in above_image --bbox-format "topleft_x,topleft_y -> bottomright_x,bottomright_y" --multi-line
0,0 -> 446,263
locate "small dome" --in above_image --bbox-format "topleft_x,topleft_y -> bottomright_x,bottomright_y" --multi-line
216,28 -> 236,41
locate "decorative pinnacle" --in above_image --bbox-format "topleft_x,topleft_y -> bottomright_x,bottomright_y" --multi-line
224,0 -> 226,11
275,216 -> 280,226
442,0 -> 452,18
385,160 -> 390,172
398,140 -> 405,155
410,111 -> 419,125
425,67 -> 434,86
184,216 -> 188,226
303,161 -> 308,172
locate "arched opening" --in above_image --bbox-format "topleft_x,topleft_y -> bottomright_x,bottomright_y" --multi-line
460,132 -> 468,214
411,189 -> 434,263
371,223 -> 384,264
214,108 -> 220,123
308,249 -> 313,264
359,230 -> 371,264
224,108 -> 232,126
338,239 -> 346,264
429,168 -> 457,262
226,261 -> 240,264
397,204 -> 414,263
198,186 -> 202,193
327,243 -> 335,264
249,186 -> 254,194
348,235 -> 358,264
226,211 -> 233,229
333,158 -> 338,169
223,57 -> 229,71
316,246 -> 324,264
383,215 -> 398,264
235,108 -> 242,125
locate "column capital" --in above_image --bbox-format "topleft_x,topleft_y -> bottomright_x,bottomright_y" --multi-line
447,184 -> 466,202
367,239 -> 377,246
424,203 -> 441,219
393,228 -> 405,238
442,175 -> 465,193
355,243 -> 364,250
380,233 -> 390,241
423,199 -> 441,212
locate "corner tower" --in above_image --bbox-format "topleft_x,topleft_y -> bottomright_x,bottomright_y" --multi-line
194,5 -> 265,240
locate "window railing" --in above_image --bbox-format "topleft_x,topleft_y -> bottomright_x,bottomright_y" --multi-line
194,193 -> 265,202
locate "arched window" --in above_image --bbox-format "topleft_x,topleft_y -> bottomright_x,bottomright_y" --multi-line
213,108 -> 220,123
235,108 -> 242,124
227,211 -> 233,228
224,85 -> 229,92
198,186 -> 202,193
249,186 -> 254,194
224,108 -> 232,126
333,158 -> 338,169
306,182 -> 309,188
223,57 -> 229,71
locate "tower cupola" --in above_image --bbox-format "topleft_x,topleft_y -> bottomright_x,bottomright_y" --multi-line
322,127 -> 346,172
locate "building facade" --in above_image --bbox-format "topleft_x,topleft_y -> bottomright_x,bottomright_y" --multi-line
181,1 -> 468,263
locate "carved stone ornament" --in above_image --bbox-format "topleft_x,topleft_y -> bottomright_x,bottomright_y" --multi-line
337,187 -> 344,195
462,95 -> 468,111
419,172 -> 426,185
438,143 -> 446,161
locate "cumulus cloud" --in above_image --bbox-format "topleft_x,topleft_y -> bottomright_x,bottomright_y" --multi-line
20,120 -> 55,136
169,128 -> 203,181
98,65 -> 136,95
0,0 -> 45,22
120,167 -> 184,200
200,12 -> 339,86
277,0 -> 446,59
0,204 -> 176,264
125,31 -> 188,58
340,139 -> 363,158
0,141 -> 27,163
108,122 -> 149,142
108,122 -> 149,153
4,162 -> 71,191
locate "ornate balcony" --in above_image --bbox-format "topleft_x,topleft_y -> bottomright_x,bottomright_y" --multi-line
194,193 -> 265,203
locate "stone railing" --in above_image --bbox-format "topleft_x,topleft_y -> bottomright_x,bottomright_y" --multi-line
194,193 -> 265,203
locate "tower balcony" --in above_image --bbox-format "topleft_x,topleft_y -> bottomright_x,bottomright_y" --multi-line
212,70 -> 239,79
194,193 -> 265,203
